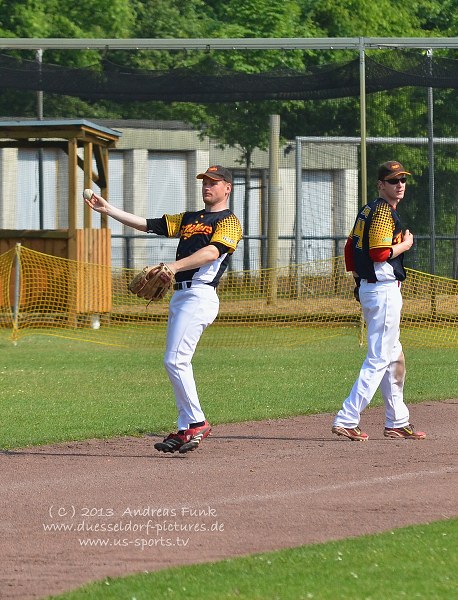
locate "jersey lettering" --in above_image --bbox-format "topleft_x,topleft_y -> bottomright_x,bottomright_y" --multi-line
351,205 -> 371,249
180,222 -> 213,240
352,217 -> 366,249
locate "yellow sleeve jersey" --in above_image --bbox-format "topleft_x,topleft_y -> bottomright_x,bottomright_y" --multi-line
348,198 -> 406,282
146,209 -> 243,287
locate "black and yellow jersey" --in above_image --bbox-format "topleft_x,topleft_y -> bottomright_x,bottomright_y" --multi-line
347,198 -> 406,282
146,209 -> 243,287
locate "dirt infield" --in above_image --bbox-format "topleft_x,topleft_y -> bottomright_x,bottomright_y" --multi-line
1,400 -> 457,600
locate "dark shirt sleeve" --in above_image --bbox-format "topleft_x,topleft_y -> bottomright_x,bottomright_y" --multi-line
146,217 -> 168,236
344,236 -> 355,272
212,241 -> 232,257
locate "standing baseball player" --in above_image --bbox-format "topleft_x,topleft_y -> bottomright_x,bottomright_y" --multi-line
332,160 -> 426,441
84,165 -> 242,453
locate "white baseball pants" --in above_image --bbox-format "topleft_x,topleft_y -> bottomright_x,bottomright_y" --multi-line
333,279 -> 410,429
163,285 -> 219,431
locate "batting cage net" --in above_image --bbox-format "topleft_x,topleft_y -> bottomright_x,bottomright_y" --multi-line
0,39 -> 457,348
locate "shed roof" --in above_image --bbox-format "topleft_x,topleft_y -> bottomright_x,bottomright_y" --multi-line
0,119 -> 121,146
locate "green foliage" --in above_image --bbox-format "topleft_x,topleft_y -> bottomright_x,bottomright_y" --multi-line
0,0 -> 137,117
0,0 -> 456,137
0,0 -> 134,66
0,0 -> 135,39
209,0 -> 311,38
299,0 -> 435,37
132,0 -> 210,39
420,0 -> 458,32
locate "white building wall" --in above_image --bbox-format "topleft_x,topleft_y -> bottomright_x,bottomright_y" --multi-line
0,122 -> 359,271
0,148 -> 18,229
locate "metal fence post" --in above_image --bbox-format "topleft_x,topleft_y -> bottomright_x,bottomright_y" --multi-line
427,48 -> 436,275
267,114 -> 280,305
12,243 -> 21,343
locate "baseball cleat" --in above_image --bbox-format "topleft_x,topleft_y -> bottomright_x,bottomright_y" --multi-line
332,425 -> 369,441
384,424 -> 426,439
154,432 -> 187,453
154,421 -> 212,454
179,421 -> 212,454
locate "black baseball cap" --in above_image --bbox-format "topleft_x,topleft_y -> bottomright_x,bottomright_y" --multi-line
196,165 -> 233,184
378,161 -> 411,181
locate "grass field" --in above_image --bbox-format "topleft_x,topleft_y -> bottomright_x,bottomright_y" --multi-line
2,328 -> 457,599
1,327 -> 457,449
46,518 -> 458,600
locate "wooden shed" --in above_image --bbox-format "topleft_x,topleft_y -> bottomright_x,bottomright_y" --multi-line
0,119 -> 121,316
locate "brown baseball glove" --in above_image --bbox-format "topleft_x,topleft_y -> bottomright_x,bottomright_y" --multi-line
128,263 -> 175,301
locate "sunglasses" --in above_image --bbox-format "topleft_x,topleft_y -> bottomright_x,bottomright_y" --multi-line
384,177 -> 407,185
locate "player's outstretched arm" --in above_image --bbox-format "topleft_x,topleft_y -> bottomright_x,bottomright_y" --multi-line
83,190 -> 148,232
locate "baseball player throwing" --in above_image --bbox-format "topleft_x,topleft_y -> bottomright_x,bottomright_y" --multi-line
84,165 -> 242,453
332,160 -> 426,441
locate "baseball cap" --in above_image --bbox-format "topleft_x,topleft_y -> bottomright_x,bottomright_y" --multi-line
196,165 -> 233,184
377,161 -> 411,181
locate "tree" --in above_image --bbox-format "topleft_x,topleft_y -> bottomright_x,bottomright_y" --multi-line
0,0 -> 137,117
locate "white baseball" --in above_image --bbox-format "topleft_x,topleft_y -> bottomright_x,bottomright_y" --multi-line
83,188 -> 94,200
